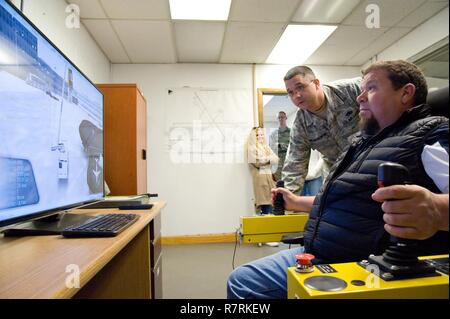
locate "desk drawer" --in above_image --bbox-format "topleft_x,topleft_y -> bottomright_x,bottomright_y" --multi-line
151,254 -> 163,299
150,213 -> 161,240
151,234 -> 162,267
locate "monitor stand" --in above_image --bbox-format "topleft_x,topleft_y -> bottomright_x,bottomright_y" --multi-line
2,212 -> 96,237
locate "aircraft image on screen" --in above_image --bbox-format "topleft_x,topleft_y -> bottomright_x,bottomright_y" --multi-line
79,120 -> 103,194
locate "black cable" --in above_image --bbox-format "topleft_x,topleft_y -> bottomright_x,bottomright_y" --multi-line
20,0 -> 24,12
232,227 -> 240,270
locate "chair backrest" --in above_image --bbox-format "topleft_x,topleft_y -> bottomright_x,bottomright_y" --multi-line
427,86 -> 449,118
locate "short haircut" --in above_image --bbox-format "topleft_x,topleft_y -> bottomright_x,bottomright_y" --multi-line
284,65 -> 316,81
278,111 -> 287,117
361,60 -> 428,105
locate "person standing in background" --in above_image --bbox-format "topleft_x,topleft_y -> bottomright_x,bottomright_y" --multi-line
269,111 -> 290,181
247,127 -> 279,215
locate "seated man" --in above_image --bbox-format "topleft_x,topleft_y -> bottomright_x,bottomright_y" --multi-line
227,60 -> 449,299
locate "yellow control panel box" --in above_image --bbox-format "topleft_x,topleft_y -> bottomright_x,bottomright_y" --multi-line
287,255 -> 449,299
240,213 -> 309,244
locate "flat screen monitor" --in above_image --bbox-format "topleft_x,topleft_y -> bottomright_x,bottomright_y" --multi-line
0,0 -> 104,229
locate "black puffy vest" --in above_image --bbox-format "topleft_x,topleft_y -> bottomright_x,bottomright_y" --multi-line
304,104 -> 449,264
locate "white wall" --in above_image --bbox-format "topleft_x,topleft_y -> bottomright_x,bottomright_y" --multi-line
20,0 -> 110,83
111,63 -> 360,236
111,64 -> 255,236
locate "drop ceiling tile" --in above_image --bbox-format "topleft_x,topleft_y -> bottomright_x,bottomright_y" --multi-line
292,0 -> 361,24
397,1 -> 449,27
100,0 -> 170,19
305,25 -> 386,64
220,22 -> 285,63
342,0 -> 427,27
70,0 -> 107,18
320,25 -> 386,50
174,21 -> 225,63
229,0 -> 301,22
305,45 -> 363,65
68,0 -> 447,65
346,27 -> 412,65
112,20 -> 176,63
83,19 -> 130,63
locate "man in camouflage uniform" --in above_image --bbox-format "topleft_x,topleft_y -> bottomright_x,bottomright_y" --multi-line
282,66 -> 361,194
269,111 -> 290,181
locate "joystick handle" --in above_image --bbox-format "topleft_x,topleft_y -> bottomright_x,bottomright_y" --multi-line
367,163 -> 432,277
377,162 -> 414,245
377,162 -> 410,188
273,180 -> 285,215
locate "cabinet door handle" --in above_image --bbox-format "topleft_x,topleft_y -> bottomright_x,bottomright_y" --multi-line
142,149 -> 147,160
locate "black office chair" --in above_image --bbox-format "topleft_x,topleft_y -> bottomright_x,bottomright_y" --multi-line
281,86 -> 449,248
427,86 -> 449,118
281,231 -> 304,248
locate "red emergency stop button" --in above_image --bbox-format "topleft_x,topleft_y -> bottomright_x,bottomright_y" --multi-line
295,253 -> 315,265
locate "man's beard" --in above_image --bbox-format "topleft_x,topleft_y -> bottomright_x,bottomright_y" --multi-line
359,115 -> 380,136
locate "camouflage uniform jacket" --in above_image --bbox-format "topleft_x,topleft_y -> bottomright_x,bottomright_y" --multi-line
282,77 -> 361,193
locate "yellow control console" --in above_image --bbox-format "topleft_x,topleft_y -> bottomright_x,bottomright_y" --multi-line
240,213 -> 309,244
287,255 -> 448,299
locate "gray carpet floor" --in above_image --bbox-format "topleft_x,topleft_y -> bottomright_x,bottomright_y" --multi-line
162,242 -> 287,299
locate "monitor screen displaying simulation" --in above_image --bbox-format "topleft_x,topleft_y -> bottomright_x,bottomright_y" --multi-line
0,0 -> 104,227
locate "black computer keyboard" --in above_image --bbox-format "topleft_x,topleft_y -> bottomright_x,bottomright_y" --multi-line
61,214 -> 139,238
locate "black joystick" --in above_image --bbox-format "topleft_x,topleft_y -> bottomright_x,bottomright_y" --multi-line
377,162 -> 410,188
363,162 -> 437,280
272,180 -> 285,215
378,163 -> 418,264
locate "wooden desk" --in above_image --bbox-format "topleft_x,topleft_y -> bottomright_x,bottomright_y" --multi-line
0,201 -> 165,299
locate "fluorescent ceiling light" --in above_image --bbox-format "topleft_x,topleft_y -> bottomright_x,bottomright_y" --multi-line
169,0 -> 231,21
293,0 -> 360,23
266,24 -> 337,64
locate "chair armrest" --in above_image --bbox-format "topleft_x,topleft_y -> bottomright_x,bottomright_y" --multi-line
281,232 -> 304,245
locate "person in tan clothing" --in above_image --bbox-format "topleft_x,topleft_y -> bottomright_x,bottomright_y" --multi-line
247,127 -> 279,214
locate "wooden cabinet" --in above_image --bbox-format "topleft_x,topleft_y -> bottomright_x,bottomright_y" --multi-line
97,84 -> 147,195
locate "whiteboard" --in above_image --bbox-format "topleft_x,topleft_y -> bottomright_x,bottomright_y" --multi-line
164,88 -> 254,163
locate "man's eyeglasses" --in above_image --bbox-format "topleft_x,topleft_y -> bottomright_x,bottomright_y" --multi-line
287,80 -> 314,97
